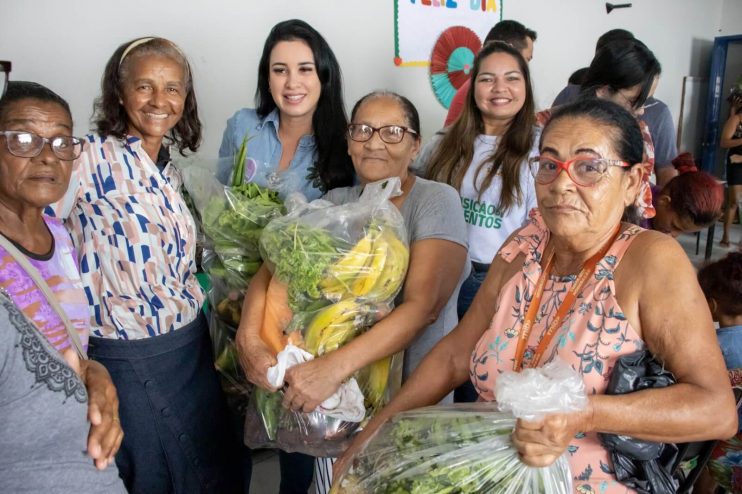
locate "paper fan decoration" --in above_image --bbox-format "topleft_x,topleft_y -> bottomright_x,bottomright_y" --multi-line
430,26 -> 482,109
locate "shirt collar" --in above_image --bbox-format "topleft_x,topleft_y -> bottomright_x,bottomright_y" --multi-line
260,108 -> 316,148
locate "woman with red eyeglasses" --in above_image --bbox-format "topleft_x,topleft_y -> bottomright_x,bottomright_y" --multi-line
335,99 -> 738,493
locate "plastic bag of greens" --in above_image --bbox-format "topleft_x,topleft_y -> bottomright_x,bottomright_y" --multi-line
178,135 -> 284,410
331,359 -> 587,494
243,178 -> 409,457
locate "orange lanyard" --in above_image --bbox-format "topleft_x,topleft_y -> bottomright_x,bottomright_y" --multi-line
512,226 -> 621,371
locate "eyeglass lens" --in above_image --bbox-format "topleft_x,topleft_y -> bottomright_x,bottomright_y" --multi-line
535,158 -> 606,186
3,131 -> 82,160
349,125 -> 406,144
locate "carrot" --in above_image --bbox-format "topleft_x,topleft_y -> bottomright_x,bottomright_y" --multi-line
261,277 -> 293,356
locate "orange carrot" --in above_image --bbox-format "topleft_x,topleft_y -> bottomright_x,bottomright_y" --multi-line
261,277 -> 293,356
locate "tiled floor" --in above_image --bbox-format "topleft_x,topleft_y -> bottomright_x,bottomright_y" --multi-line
677,221 -> 741,268
246,221 -> 742,494
250,449 -> 281,494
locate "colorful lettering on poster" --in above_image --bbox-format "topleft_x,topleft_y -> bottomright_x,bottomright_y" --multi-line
411,0 -> 461,8
467,0 -> 497,11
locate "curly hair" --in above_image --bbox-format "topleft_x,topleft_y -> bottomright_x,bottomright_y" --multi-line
93,37 -> 201,155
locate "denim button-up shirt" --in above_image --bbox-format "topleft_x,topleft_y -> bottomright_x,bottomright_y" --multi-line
217,108 -> 322,200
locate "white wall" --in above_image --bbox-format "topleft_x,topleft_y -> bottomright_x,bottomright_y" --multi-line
719,0 -> 742,35
1,0 -> 738,157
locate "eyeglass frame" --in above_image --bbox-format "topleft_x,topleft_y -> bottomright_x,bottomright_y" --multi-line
0,130 -> 85,161
347,123 -> 418,144
529,155 -> 632,187
0,61 -> 10,99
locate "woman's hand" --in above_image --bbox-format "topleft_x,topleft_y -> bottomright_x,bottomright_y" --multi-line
730,154 -> 742,164
236,334 -> 278,391
282,356 -> 344,413
511,408 -> 592,468
80,360 -> 124,470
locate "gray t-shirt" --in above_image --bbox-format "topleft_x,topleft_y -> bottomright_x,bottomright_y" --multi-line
0,293 -> 126,494
324,177 -> 470,380
552,84 -> 678,168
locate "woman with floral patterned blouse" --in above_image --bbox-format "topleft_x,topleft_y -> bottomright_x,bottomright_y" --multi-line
336,99 -> 738,493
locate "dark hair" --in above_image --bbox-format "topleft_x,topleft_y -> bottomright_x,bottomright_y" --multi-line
595,29 -> 635,51
543,98 -> 645,223
255,19 -> 354,191
350,91 -> 421,136
484,20 -> 537,51
427,41 -> 535,213
698,252 -> 742,316
661,170 -> 724,229
0,81 -> 71,124
93,37 -> 201,155
568,67 -> 589,86
544,98 -> 644,165
580,39 -> 661,111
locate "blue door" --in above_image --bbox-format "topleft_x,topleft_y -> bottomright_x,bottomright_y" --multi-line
701,34 -> 742,173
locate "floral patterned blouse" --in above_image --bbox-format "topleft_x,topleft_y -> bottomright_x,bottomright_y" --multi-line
471,209 -> 645,493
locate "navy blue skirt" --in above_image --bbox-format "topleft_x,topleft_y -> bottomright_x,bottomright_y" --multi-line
89,313 -> 243,493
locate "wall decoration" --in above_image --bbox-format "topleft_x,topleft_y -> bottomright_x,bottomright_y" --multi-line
394,0 -> 502,67
430,26 -> 481,108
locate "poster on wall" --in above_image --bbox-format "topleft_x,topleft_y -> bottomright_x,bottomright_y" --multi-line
394,0 -> 503,67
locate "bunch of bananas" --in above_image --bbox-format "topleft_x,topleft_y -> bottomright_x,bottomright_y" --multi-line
320,228 -> 410,303
295,226 -> 409,414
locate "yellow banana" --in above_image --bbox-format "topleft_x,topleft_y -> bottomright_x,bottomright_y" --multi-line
364,231 -> 409,302
326,232 -> 376,284
350,240 -> 388,297
303,298 -> 365,355
358,356 -> 391,411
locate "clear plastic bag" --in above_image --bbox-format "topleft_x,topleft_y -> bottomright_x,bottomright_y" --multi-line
332,360 -> 586,493
177,149 -> 284,409
244,178 -> 410,456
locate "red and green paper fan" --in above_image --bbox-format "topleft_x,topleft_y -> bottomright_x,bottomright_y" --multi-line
430,26 -> 482,109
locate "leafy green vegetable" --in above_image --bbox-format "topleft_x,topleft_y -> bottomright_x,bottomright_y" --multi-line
334,408 -> 569,494
260,220 -> 345,311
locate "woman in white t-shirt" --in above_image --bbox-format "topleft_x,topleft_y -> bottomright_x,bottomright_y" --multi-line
413,41 -> 539,401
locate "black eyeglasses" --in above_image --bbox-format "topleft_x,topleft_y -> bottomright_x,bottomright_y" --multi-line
347,124 -> 418,144
0,130 -> 84,161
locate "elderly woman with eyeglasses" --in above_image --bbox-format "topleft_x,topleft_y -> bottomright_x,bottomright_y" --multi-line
50,37 -> 241,493
0,81 -> 125,492
334,99 -> 738,493
237,91 -> 469,491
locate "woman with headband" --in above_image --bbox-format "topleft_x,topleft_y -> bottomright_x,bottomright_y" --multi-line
51,37 -> 242,493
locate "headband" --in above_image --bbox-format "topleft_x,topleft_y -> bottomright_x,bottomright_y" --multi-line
119,37 -> 156,67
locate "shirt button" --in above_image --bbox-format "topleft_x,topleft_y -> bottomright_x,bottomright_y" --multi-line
144,380 -> 154,389
193,458 -> 201,467
161,407 -> 171,417
179,433 -> 188,443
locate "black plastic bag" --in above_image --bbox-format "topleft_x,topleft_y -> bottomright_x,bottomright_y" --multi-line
599,350 -> 680,494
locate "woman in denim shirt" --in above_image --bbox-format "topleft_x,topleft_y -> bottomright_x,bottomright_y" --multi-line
218,19 -> 354,201
219,19 -> 354,493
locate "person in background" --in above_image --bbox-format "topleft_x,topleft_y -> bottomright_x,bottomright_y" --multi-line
415,41 -> 538,402
648,152 -> 724,237
568,67 -> 589,86
219,19 -> 356,493
237,91 -> 469,493
52,37 -> 242,493
720,86 -> 742,248
697,252 -> 742,494
444,19 -> 537,127
539,38 -> 662,224
218,19 -> 354,200
335,98 -> 738,492
553,29 -> 678,188
0,81 -> 124,492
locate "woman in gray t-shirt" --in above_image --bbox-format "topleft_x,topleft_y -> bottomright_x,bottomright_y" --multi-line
0,292 -> 126,493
